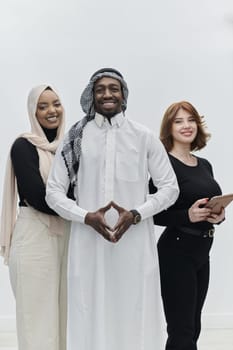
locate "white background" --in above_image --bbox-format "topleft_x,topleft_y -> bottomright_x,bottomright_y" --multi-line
0,0 -> 233,331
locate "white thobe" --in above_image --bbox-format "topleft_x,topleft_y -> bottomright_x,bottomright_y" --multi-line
46,112 -> 179,350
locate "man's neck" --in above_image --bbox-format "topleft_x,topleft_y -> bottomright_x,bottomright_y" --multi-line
100,111 -> 122,123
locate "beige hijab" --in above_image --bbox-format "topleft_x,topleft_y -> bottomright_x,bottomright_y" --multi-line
0,84 -> 66,264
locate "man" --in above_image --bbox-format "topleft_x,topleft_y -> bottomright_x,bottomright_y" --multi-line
46,68 -> 179,350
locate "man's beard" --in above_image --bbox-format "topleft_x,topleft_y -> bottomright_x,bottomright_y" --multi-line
101,110 -> 120,119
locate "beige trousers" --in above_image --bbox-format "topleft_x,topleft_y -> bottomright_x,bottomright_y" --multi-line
9,207 -> 70,350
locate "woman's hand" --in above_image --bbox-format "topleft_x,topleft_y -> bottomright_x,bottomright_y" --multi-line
206,207 -> 225,224
188,198 -> 212,223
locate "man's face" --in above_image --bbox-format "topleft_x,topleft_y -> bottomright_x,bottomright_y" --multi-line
93,77 -> 123,118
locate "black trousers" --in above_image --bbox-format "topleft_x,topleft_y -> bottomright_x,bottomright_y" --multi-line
158,229 -> 213,350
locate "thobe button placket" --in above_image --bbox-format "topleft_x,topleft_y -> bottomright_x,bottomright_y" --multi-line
104,126 -> 116,203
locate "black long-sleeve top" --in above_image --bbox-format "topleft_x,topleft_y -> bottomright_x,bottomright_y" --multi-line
149,154 -> 222,232
11,128 -> 58,216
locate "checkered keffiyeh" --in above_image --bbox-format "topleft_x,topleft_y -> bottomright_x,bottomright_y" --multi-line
61,69 -> 129,198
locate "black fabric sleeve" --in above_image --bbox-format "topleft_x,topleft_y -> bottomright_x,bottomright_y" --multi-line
11,138 -> 58,216
149,177 -> 190,226
152,208 -> 190,226
200,157 -> 214,176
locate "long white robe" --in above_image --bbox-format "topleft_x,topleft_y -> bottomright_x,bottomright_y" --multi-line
46,113 -> 179,350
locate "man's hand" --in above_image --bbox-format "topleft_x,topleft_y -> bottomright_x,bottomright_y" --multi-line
85,202 -> 114,242
111,201 -> 134,242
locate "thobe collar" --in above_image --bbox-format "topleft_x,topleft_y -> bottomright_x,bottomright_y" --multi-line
94,112 -> 124,128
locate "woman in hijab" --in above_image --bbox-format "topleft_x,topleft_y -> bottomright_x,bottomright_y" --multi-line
0,85 -> 70,350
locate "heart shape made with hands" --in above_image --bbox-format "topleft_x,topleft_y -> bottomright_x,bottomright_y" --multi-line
102,201 -> 125,235
104,209 -> 119,235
